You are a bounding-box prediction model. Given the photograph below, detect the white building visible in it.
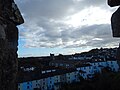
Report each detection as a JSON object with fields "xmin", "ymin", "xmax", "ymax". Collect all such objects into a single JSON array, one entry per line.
[
  {"xmin": 18, "ymin": 68, "xmax": 78, "ymax": 90},
  {"xmin": 18, "ymin": 82, "xmax": 33, "ymax": 90},
  {"xmin": 18, "ymin": 59, "xmax": 119, "ymax": 90}
]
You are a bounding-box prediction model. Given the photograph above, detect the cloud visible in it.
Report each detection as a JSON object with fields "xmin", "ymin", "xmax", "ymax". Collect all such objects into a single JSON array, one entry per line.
[
  {"xmin": 16, "ymin": 0, "xmax": 112, "ymax": 19},
  {"xmin": 80, "ymin": 0, "xmax": 106, "ymax": 6},
  {"xmin": 16, "ymin": 0, "xmax": 77, "ymax": 20},
  {"xmin": 62, "ymin": 24, "xmax": 120, "ymax": 48},
  {"xmin": 20, "ymin": 22, "xmax": 120, "ymax": 48},
  {"xmin": 15, "ymin": 0, "xmax": 120, "ymax": 50}
]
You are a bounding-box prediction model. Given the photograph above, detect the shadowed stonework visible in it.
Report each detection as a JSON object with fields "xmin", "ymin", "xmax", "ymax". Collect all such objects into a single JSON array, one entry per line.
[
  {"xmin": 108, "ymin": 0, "xmax": 120, "ymax": 60},
  {"xmin": 0, "ymin": 0, "xmax": 24, "ymax": 90},
  {"xmin": 108, "ymin": 0, "xmax": 120, "ymax": 37}
]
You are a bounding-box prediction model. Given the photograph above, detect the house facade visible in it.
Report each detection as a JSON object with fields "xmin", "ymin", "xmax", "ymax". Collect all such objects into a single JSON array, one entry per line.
[{"xmin": 18, "ymin": 59, "xmax": 119, "ymax": 90}]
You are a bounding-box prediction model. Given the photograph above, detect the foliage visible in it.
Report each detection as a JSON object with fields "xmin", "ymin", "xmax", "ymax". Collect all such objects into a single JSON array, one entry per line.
[{"xmin": 61, "ymin": 71, "xmax": 120, "ymax": 90}]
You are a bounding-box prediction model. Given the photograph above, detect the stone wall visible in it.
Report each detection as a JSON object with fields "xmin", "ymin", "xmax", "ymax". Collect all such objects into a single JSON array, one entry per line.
[
  {"xmin": 0, "ymin": 0, "xmax": 24, "ymax": 90},
  {"xmin": 108, "ymin": 0, "xmax": 120, "ymax": 60}
]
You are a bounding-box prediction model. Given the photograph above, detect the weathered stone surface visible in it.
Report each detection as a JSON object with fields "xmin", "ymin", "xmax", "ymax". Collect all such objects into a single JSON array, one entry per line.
[
  {"xmin": 111, "ymin": 7, "xmax": 120, "ymax": 37},
  {"xmin": 0, "ymin": 0, "xmax": 24, "ymax": 90},
  {"xmin": 108, "ymin": 0, "xmax": 120, "ymax": 37},
  {"xmin": 108, "ymin": 0, "xmax": 120, "ymax": 61},
  {"xmin": 117, "ymin": 44, "xmax": 120, "ymax": 60},
  {"xmin": 108, "ymin": 0, "xmax": 120, "ymax": 7}
]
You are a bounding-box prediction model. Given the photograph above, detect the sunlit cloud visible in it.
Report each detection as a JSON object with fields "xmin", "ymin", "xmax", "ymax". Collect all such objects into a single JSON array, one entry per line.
[
  {"xmin": 65, "ymin": 7, "xmax": 112, "ymax": 27},
  {"xmin": 15, "ymin": 0, "xmax": 120, "ymax": 56}
]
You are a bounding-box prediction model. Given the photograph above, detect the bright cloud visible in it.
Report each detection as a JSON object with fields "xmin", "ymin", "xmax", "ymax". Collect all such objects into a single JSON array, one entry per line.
[
  {"xmin": 65, "ymin": 7, "xmax": 112, "ymax": 27},
  {"xmin": 15, "ymin": 0, "xmax": 120, "ymax": 56}
]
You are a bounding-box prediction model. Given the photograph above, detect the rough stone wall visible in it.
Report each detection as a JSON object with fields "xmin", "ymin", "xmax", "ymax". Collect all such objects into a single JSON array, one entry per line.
[
  {"xmin": 108, "ymin": 0, "xmax": 120, "ymax": 37},
  {"xmin": 108, "ymin": 0, "xmax": 120, "ymax": 60},
  {"xmin": 0, "ymin": 0, "xmax": 24, "ymax": 90},
  {"xmin": 117, "ymin": 44, "xmax": 120, "ymax": 60}
]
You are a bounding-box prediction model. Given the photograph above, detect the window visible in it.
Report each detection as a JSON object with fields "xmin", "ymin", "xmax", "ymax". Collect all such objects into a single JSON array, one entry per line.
[
  {"xmin": 60, "ymin": 63, "xmax": 63, "ymax": 66},
  {"xmin": 27, "ymin": 86, "xmax": 29, "ymax": 89},
  {"xmin": 113, "ymin": 68, "xmax": 115, "ymax": 71},
  {"xmin": 42, "ymin": 71, "xmax": 45, "ymax": 74},
  {"xmin": 38, "ymin": 84, "xmax": 40, "ymax": 86},
  {"xmin": 42, "ymin": 86, "xmax": 44, "ymax": 89},
  {"xmin": 43, "ymin": 82, "xmax": 45, "ymax": 85},
  {"xmin": 68, "ymin": 81, "xmax": 70, "ymax": 83},
  {"xmin": 66, "ymin": 64, "xmax": 69, "ymax": 67},
  {"xmin": 52, "ymin": 63, "xmax": 54, "ymax": 66}
]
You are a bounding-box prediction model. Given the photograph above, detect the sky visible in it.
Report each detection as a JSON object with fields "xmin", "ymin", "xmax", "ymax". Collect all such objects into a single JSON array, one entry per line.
[{"xmin": 15, "ymin": 0, "xmax": 120, "ymax": 57}]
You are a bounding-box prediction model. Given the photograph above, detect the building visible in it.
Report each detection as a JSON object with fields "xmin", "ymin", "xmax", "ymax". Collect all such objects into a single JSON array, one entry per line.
[{"xmin": 18, "ymin": 67, "xmax": 78, "ymax": 90}]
